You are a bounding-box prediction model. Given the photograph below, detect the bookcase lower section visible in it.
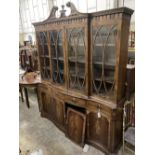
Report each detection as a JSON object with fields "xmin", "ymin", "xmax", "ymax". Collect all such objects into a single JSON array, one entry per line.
[{"xmin": 37, "ymin": 83, "xmax": 123, "ymax": 155}]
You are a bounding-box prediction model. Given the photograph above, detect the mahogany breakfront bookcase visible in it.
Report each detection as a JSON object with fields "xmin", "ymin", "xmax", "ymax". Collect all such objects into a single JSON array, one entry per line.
[{"xmin": 33, "ymin": 2, "xmax": 133, "ymax": 154}]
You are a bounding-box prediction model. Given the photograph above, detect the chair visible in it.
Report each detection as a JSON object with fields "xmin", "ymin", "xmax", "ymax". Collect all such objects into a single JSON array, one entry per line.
[{"xmin": 122, "ymin": 95, "xmax": 135, "ymax": 155}]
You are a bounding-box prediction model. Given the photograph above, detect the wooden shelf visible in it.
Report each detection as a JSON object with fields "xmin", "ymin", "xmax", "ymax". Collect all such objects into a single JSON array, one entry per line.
[
  {"xmin": 58, "ymin": 57, "xmax": 64, "ymax": 61},
  {"xmin": 69, "ymin": 57, "xmax": 85, "ymax": 63},
  {"xmin": 93, "ymin": 61, "xmax": 115, "ymax": 69},
  {"xmin": 40, "ymin": 55, "xmax": 49, "ymax": 58},
  {"xmin": 69, "ymin": 43, "xmax": 84, "ymax": 46},
  {"xmin": 105, "ymin": 63, "xmax": 115, "ymax": 69},
  {"xmin": 51, "ymin": 43, "xmax": 56, "ymax": 46},
  {"xmin": 94, "ymin": 43, "xmax": 115, "ymax": 46},
  {"xmin": 69, "ymin": 73, "xmax": 85, "ymax": 79},
  {"xmin": 93, "ymin": 61, "xmax": 102, "ymax": 65},
  {"xmin": 52, "ymin": 57, "xmax": 57, "ymax": 60},
  {"xmin": 42, "ymin": 66, "xmax": 50, "ymax": 70},
  {"xmin": 94, "ymin": 76, "xmax": 114, "ymax": 84},
  {"xmin": 52, "ymin": 57, "xmax": 64, "ymax": 61},
  {"xmin": 39, "ymin": 43, "xmax": 48, "ymax": 46},
  {"xmin": 54, "ymin": 70, "xmax": 64, "ymax": 74}
]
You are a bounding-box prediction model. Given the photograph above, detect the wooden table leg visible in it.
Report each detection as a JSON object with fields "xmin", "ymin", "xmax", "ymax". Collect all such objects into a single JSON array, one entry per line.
[
  {"xmin": 24, "ymin": 87, "xmax": 30, "ymax": 108},
  {"xmin": 19, "ymin": 86, "xmax": 24, "ymax": 102}
]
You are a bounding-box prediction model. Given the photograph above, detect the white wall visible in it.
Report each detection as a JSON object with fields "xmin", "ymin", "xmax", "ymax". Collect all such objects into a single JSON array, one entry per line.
[
  {"xmin": 19, "ymin": 0, "xmax": 135, "ymax": 45},
  {"xmin": 19, "ymin": 0, "xmax": 54, "ymax": 45}
]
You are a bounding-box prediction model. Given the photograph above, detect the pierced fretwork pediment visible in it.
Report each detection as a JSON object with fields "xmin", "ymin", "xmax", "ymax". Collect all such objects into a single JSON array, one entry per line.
[
  {"xmin": 46, "ymin": 6, "xmax": 58, "ymax": 20},
  {"xmin": 66, "ymin": 2, "xmax": 80, "ymax": 16}
]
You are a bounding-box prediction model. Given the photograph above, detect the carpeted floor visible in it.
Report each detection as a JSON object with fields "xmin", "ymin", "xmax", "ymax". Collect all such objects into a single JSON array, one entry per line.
[{"xmin": 19, "ymin": 89, "xmax": 134, "ymax": 155}]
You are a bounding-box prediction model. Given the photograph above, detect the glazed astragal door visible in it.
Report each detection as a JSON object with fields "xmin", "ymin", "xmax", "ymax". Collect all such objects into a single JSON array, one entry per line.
[
  {"xmin": 37, "ymin": 32, "xmax": 51, "ymax": 80},
  {"xmin": 67, "ymin": 28, "xmax": 86, "ymax": 92},
  {"xmin": 50, "ymin": 30, "xmax": 64, "ymax": 84},
  {"xmin": 92, "ymin": 25, "xmax": 117, "ymax": 98}
]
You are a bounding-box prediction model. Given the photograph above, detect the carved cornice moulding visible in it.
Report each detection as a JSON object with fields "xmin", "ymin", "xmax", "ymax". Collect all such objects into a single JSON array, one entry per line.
[{"xmin": 33, "ymin": 2, "xmax": 133, "ymax": 27}]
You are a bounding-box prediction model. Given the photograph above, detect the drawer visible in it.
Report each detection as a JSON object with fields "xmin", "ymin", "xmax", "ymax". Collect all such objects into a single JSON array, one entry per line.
[
  {"xmin": 65, "ymin": 95, "xmax": 86, "ymax": 108},
  {"xmin": 54, "ymin": 91, "xmax": 64, "ymax": 99},
  {"xmin": 86, "ymin": 101, "xmax": 111, "ymax": 116}
]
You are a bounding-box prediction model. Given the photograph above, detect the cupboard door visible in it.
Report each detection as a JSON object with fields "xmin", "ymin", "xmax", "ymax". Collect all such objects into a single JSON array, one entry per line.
[
  {"xmin": 49, "ymin": 30, "xmax": 65, "ymax": 84},
  {"xmin": 87, "ymin": 112, "xmax": 109, "ymax": 148},
  {"xmin": 55, "ymin": 99, "xmax": 65, "ymax": 128},
  {"xmin": 37, "ymin": 31, "xmax": 51, "ymax": 81},
  {"xmin": 66, "ymin": 108, "xmax": 86, "ymax": 146},
  {"xmin": 41, "ymin": 92, "xmax": 50, "ymax": 114},
  {"xmin": 67, "ymin": 28, "xmax": 86, "ymax": 92},
  {"xmin": 92, "ymin": 25, "xmax": 117, "ymax": 98},
  {"xmin": 49, "ymin": 97, "xmax": 57, "ymax": 120}
]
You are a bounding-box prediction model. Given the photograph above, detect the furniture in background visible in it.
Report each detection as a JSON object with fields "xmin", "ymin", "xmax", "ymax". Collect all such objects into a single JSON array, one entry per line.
[
  {"xmin": 122, "ymin": 96, "xmax": 135, "ymax": 155},
  {"xmin": 125, "ymin": 64, "xmax": 135, "ymax": 100},
  {"xmin": 128, "ymin": 31, "xmax": 135, "ymax": 49},
  {"xmin": 128, "ymin": 51, "xmax": 135, "ymax": 64},
  {"xmin": 19, "ymin": 71, "xmax": 41, "ymax": 108},
  {"xmin": 33, "ymin": 2, "xmax": 133, "ymax": 154},
  {"xmin": 19, "ymin": 46, "xmax": 39, "ymax": 71}
]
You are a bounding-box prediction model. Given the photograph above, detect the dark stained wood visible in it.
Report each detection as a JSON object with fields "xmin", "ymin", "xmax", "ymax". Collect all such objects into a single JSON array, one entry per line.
[
  {"xmin": 125, "ymin": 65, "xmax": 135, "ymax": 100},
  {"xmin": 19, "ymin": 71, "xmax": 41, "ymax": 108},
  {"xmin": 24, "ymin": 87, "xmax": 29, "ymax": 108},
  {"xmin": 87, "ymin": 112, "xmax": 109, "ymax": 148},
  {"xmin": 37, "ymin": 85, "xmax": 65, "ymax": 131},
  {"xmin": 19, "ymin": 46, "xmax": 39, "ymax": 71},
  {"xmin": 33, "ymin": 3, "xmax": 133, "ymax": 154},
  {"xmin": 66, "ymin": 108, "xmax": 86, "ymax": 146},
  {"xmin": 19, "ymin": 86, "xmax": 24, "ymax": 102},
  {"xmin": 54, "ymin": 98, "xmax": 65, "ymax": 129}
]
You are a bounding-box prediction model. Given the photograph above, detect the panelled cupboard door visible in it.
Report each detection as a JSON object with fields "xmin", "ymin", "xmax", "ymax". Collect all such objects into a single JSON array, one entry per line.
[
  {"xmin": 55, "ymin": 98, "xmax": 65, "ymax": 128},
  {"xmin": 87, "ymin": 112, "xmax": 109, "ymax": 148},
  {"xmin": 40, "ymin": 92, "xmax": 65, "ymax": 130},
  {"xmin": 48, "ymin": 97, "xmax": 65, "ymax": 130},
  {"xmin": 40, "ymin": 91, "xmax": 50, "ymax": 114},
  {"xmin": 66, "ymin": 108, "xmax": 86, "ymax": 146}
]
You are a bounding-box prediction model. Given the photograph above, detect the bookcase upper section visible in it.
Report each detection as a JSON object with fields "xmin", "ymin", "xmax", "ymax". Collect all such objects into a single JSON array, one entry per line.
[{"xmin": 33, "ymin": 2, "xmax": 133, "ymax": 104}]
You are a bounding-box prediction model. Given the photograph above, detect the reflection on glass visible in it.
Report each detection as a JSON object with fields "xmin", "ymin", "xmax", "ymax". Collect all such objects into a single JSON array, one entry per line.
[
  {"xmin": 38, "ymin": 32, "xmax": 51, "ymax": 80},
  {"xmin": 92, "ymin": 25, "xmax": 117, "ymax": 97},
  {"xmin": 68, "ymin": 28, "xmax": 86, "ymax": 91},
  {"xmin": 50, "ymin": 30, "xmax": 64, "ymax": 84}
]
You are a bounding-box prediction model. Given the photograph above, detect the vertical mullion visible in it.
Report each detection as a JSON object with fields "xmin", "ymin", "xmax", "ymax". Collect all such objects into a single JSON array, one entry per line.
[
  {"xmin": 47, "ymin": 31, "xmax": 52, "ymax": 80},
  {"xmin": 43, "ymin": 32, "xmax": 47, "ymax": 79},
  {"xmin": 65, "ymin": 28, "xmax": 69, "ymax": 90},
  {"xmin": 37, "ymin": 32, "xmax": 42, "ymax": 78},
  {"xmin": 86, "ymin": 19, "xmax": 90, "ymax": 96}
]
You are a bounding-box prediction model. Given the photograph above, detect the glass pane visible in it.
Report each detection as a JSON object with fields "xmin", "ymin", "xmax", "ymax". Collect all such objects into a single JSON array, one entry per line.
[
  {"xmin": 50, "ymin": 30, "xmax": 57, "ymax": 57},
  {"xmin": 38, "ymin": 31, "xmax": 50, "ymax": 81},
  {"xmin": 38, "ymin": 45, "xmax": 43, "ymax": 55},
  {"xmin": 50, "ymin": 30, "xmax": 64, "ymax": 84},
  {"xmin": 40, "ymin": 57, "xmax": 44, "ymax": 66},
  {"xmin": 68, "ymin": 28, "xmax": 86, "ymax": 91},
  {"xmin": 92, "ymin": 25, "xmax": 117, "ymax": 97},
  {"xmin": 43, "ymin": 45, "xmax": 48, "ymax": 55},
  {"xmin": 45, "ymin": 58, "xmax": 50, "ymax": 66}
]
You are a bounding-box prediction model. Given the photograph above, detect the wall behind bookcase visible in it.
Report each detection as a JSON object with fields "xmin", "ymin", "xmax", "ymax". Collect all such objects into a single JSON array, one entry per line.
[{"xmin": 19, "ymin": 0, "xmax": 135, "ymax": 45}]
